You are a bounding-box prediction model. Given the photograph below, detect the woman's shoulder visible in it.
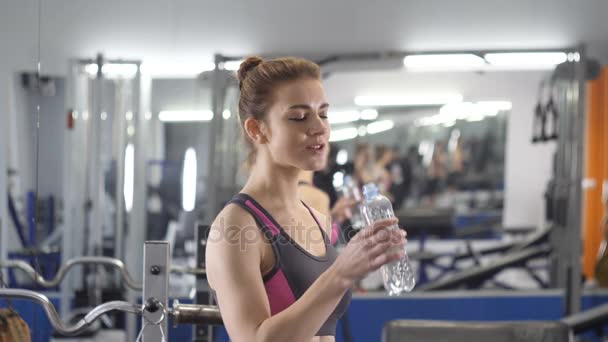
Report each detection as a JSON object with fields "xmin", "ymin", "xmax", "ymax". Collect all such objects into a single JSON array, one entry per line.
[{"xmin": 209, "ymin": 202, "xmax": 261, "ymax": 239}]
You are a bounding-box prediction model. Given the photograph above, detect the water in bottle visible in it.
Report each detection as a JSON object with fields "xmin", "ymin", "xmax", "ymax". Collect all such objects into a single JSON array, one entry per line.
[{"xmin": 360, "ymin": 183, "xmax": 415, "ymax": 295}]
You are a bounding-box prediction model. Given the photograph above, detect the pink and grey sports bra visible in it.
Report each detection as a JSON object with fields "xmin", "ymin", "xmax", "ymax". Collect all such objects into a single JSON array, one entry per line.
[{"xmin": 227, "ymin": 193, "xmax": 352, "ymax": 336}]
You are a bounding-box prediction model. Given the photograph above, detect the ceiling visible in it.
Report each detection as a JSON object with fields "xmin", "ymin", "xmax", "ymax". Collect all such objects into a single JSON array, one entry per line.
[{"xmin": 2, "ymin": 0, "xmax": 608, "ymax": 74}]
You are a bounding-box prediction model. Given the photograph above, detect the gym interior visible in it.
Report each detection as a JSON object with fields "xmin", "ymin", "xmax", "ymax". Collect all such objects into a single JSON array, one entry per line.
[{"xmin": 1, "ymin": 1, "xmax": 608, "ymax": 341}]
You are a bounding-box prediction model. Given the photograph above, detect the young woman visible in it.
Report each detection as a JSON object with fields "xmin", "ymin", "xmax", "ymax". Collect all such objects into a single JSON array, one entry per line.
[{"xmin": 206, "ymin": 56, "xmax": 406, "ymax": 342}]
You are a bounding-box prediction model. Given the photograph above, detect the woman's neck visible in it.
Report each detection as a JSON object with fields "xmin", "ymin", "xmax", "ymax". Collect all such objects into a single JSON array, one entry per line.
[
  {"xmin": 243, "ymin": 155, "xmax": 302, "ymax": 210},
  {"xmin": 298, "ymin": 170, "xmax": 314, "ymax": 184}
]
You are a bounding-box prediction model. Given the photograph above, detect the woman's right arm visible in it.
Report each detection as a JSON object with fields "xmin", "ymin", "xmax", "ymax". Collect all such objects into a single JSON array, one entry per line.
[{"xmin": 206, "ymin": 204, "xmax": 405, "ymax": 342}]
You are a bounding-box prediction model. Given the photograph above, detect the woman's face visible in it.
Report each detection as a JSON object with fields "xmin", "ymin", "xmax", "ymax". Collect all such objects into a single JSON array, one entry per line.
[{"xmin": 261, "ymin": 78, "xmax": 330, "ymax": 171}]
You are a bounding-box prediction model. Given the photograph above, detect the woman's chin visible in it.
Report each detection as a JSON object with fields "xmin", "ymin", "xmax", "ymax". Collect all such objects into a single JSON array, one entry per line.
[{"xmin": 298, "ymin": 160, "xmax": 326, "ymax": 172}]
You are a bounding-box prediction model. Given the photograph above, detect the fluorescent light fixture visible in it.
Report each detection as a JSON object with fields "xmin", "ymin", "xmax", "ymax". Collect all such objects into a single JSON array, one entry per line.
[
  {"xmin": 85, "ymin": 63, "xmax": 139, "ymax": 78},
  {"xmin": 127, "ymin": 125, "xmax": 135, "ymax": 136},
  {"xmin": 182, "ymin": 147, "xmax": 197, "ymax": 212},
  {"xmin": 72, "ymin": 111, "xmax": 79, "ymax": 120},
  {"xmin": 124, "ymin": 144, "xmax": 134, "ymax": 213},
  {"xmin": 360, "ymin": 109, "xmax": 378, "ymax": 120},
  {"xmin": 158, "ymin": 110, "xmax": 214, "ymax": 122},
  {"xmin": 329, "ymin": 127, "xmax": 358, "ymax": 142},
  {"xmin": 224, "ymin": 60, "xmax": 244, "ymax": 71},
  {"xmin": 100, "ymin": 112, "xmax": 107, "ymax": 121},
  {"xmin": 140, "ymin": 62, "xmax": 214, "ymax": 77},
  {"xmin": 85, "ymin": 64, "xmax": 98, "ymax": 75},
  {"xmin": 354, "ymin": 94, "xmax": 463, "ymax": 107},
  {"xmin": 222, "ymin": 109, "xmax": 232, "ymax": 120},
  {"xmin": 328, "ymin": 110, "xmax": 360, "ymax": 124},
  {"xmin": 126, "ymin": 111, "xmax": 134, "ymax": 121},
  {"xmin": 332, "ymin": 171, "xmax": 345, "ymax": 189},
  {"xmin": 82, "ymin": 111, "xmax": 89, "ymax": 121},
  {"xmin": 417, "ymin": 101, "xmax": 512, "ymax": 126},
  {"xmin": 358, "ymin": 125, "xmax": 367, "ymax": 136},
  {"xmin": 484, "ymin": 52, "xmax": 568, "ymax": 68},
  {"xmin": 144, "ymin": 112, "xmax": 152, "ymax": 120},
  {"xmin": 404, "ymin": 54, "xmax": 485, "ymax": 69},
  {"xmin": 336, "ymin": 150, "xmax": 349, "ymax": 165},
  {"xmin": 466, "ymin": 114, "xmax": 486, "ymax": 122},
  {"xmin": 366, "ymin": 120, "xmax": 394, "ymax": 134}
]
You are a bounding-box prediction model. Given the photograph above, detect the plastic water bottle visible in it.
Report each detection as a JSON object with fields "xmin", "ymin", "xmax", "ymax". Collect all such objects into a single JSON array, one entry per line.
[
  {"xmin": 341, "ymin": 175, "xmax": 366, "ymax": 230},
  {"xmin": 360, "ymin": 183, "xmax": 415, "ymax": 294}
]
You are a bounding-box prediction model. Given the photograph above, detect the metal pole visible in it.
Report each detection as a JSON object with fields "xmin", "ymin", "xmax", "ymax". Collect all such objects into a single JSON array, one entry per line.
[
  {"xmin": 0, "ymin": 91, "xmax": 7, "ymax": 285},
  {"xmin": 115, "ymin": 79, "xmax": 127, "ymax": 265},
  {"xmin": 565, "ymin": 44, "xmax": 587, "ymax": 315},
  {"xmin": 142, "ymin": 241, "xmax": 170, "ymax": 341},
  {"xmin": 126, "ymin": 64, "xmax": 147, "ymax": 341},
  {"xmin": 204, "ymin": 54, "xmax": 224, "ymax": 222},
  {"xmin": 194, "ymin": 224, "xmax": 213, "ymax": 341}
]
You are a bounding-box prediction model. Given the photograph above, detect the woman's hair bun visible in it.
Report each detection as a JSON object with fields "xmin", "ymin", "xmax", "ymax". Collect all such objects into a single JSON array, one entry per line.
[{"xmin": 237, "ymin": 56, "xmax": 264, "ymax": 83}]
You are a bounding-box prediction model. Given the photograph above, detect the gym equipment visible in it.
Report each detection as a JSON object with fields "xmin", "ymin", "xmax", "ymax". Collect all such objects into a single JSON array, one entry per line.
[
  {"xmin": 0, "ymin": 241, "xmax": 221, "ymax": 341},
  {"xmin": 0, "ymin": 289, "xmax": 221, "ymax": 336},
  {"xmin": 562, "ymin": 302, "xmax": 608, "ymax": 335},
  {"xmin": 416, "ymin": 245, "xmax": 551, "ymax": 291},
  {"xmin": 0, "ymin": 257, "xmax": 204, "ymax": 291},
  {"xmin": 382, "ymin": 320, "xmax": 569, "ymax": 342},
  {"xmin": 410, "ymin": 227, "xmax": 550, "ymax": 287}
]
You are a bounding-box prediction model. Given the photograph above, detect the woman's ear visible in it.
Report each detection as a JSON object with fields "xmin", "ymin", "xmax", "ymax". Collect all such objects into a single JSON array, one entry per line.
[{"xmin": 244, "ymin": 117, "xmax": 268, "ymax": 144}]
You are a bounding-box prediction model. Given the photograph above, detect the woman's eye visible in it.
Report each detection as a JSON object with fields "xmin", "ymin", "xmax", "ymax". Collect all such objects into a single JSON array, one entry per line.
[
  {"xmin": 289, "ymin": 116, "xmax": 306, "ymax": 122},
  {"xmin": 319, "ymin": 114, "xmax": 328, "ymax": 119}
]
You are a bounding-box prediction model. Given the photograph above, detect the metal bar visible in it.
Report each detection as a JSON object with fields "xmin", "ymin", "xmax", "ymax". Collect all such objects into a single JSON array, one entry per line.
[
  {"xmin": 204, "ymin": 55, "xmax": 223, "ymax": 221},
  {"xmin": 115, "ymin": 79, "xmax": 127, "ymax": 265},
  {"xmin": 142, "ymin": 241, "xmax": 170, "ymax": 341},
  {"xmin": 0, "ymin": 257, "xmax": 141, "ymax": 290},
  {"xmin": 170, "ymin": 300, "xmax": 222, "ymax": 326},
  {"xmin": 0, "ymin": 112, "xmax": 7, "ymax": 284},
  {"xmin": 0, "ymin": 288, "xmax": 142, "ymax": 336},
  {"xmin": 126, "ymin": 63, "xmax": 145, "ymax": 341},
  {"xmin": 565, "ymin": 43, "xmax": 587, "ymax": 315},
  {"xmin": 562, "ymin": 302, "xmax": 608, "ymax": 334},
  {"xmin": 219, "ymin": 47, "xmax": 579, "ymax": 63},
  {"xmin": 195, "ymin": 224, "xmax": 213, "ymax": 341},
  {"xmin": 27, "ymin": 191, "xmax": 36, "ymax": 246},
  {"xmin": 0, "ymin": 257, "xmax": 204, "ymax": 290},
  {"xmin": 417, "ymin": 246, "xmax": 551, "ymax": 291}
]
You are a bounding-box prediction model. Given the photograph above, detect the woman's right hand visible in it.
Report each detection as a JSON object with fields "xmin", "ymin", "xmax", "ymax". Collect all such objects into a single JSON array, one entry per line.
[{"xmin": 329, "ymin": 218, "xmax": 406, "ymax": 289}]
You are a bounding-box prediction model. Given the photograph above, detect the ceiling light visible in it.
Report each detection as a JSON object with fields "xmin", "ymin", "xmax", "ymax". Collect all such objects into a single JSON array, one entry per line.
[
  {"xmin": 354, "ymin": 94, "xmax": 463, "ymax": 107},
  {"xmin": 329, "ymin": 127, "xmax": 358, "ymax": 142},
  {"xmin": 328, "ymin": 110, "xmax": 360, "ymax": 124},
  {"xmin": 403, "ymin": 54, "xmax": 485, "ymax": 69},
  {"xmin": 336, "ymin": 150, "xmax": 349, "ymax": 165},
  {"xmin": 358, "ymin": 125, "xmax": 367, "ymax": 136},
  {"xmin": 360, "ymin": 109, "xmax": 378, "ymax": 120},
  {"xmin": 366, "ymin": 120, "xmax": 394, "ymax": 134},
  {"xmin": 140, "ymin": 62, "xmax": 214, "ymax": 77},
  {"xmin": 484, "ymin": 52, "xmax": 568, "ymax": 69}
]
